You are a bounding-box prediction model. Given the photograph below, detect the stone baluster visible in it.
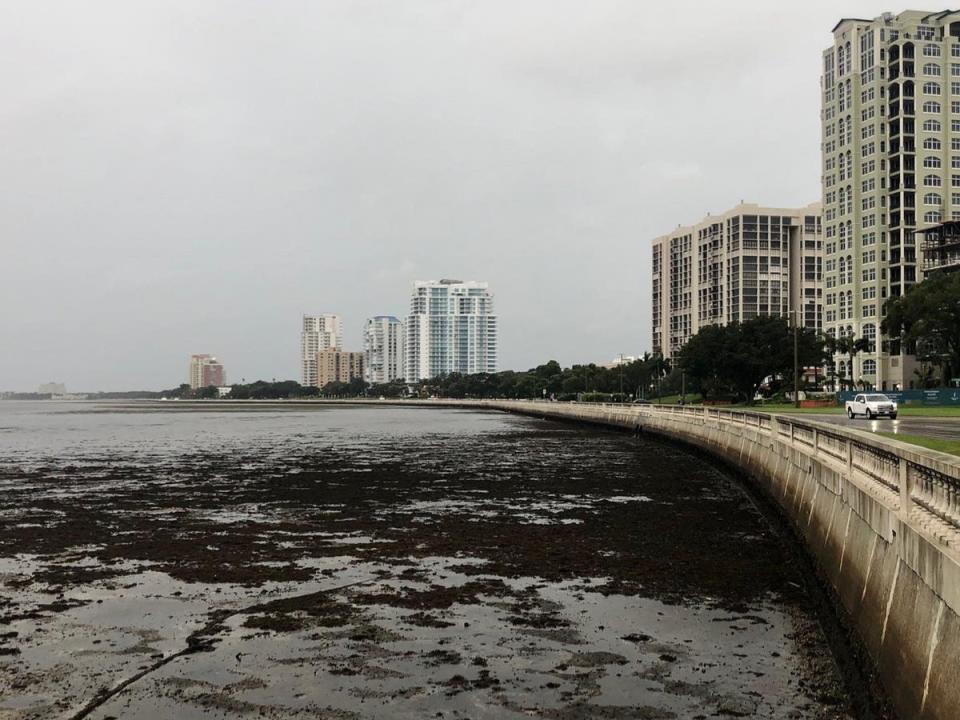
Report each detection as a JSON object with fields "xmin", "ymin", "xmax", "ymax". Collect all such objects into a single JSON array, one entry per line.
[{"xmin": 899, "ymin": 460, "xmax": 912, "ymax": 521}]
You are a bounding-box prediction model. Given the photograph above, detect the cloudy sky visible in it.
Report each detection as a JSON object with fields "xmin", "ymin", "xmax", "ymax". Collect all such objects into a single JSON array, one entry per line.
[{"xmin": 2, "ymin": 1, "xmax": 886, "ymax": 391}]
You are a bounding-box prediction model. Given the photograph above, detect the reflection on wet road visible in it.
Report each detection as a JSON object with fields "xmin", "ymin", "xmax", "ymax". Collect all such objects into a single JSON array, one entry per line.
[
  {"xmin": 0, "ymin": 402, "xmax": 870, "ymax": 719},
  {"xmin": 800, "ymin": 412, "xmax": 960, "ymax": 440}
]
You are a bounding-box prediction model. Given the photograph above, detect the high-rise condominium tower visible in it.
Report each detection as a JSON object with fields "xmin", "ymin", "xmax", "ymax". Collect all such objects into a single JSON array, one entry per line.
[
  {"xmin": 651, "ymin": 203, "xmax": 823, "ymax": 359},
  {"xmin": 363, "ymin": 316, "xmax": 404, "ymax": 385},
  {"xmin": 301, "ymin": 314, "xmax": 342, "ymax": 387},
  {"xmin": 821, "ymin": 10, "xmax": 960, "ymax": 389},
  {"xmin": 189, "ymin": 354, "xmax": 225, "ymax": 389},
  {"xmin": 404, "ymin": 280, "xmax": 497, "ymax": 382}
]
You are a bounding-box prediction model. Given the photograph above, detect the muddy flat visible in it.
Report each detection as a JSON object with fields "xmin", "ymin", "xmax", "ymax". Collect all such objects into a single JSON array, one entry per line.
[{"xmin": 0, "ymin": 402, "xmax": 867, "ymax": 718}]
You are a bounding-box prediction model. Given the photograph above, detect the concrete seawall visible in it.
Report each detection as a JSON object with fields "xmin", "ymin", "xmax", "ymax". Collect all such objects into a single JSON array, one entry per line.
[{"xmin": 430, "ymin": 400, "xmax": 960, "ymax": 720}]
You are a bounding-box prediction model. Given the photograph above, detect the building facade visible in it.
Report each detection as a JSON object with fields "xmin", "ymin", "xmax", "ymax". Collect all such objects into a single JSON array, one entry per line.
[
  {"xmin": 363, "ymin": 316, "xmax": 404, "ymax": 385},
  {"xmin": 316, "ymin": 349, "xmax": 365, "ymax": 388},
  {"xmin": 920, "ymin": 220, "xmax": 960, "ymax": 272},
  {"xmin": 404, "ymin": 279, "xmax": 498, "ymax": 382},
  {"xmin": 301, "ymin": 314, "xmax": 342, "ymax": 387},
  {"xmin": 189, "ymin": 354, "xmax": 225, "ymax": 389},
  {"xmin": 821, "ymin": 10, "xmax": 960, "ymax": 389},
  {"xmin": 651, "ymin": 203, "xmax": 823, "ymax": 359}
]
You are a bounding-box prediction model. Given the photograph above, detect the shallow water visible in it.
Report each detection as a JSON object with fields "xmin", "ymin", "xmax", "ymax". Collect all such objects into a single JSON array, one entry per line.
[{"xmin": 0, "ymin": 401, "xmax": 859, "ymax": 718}]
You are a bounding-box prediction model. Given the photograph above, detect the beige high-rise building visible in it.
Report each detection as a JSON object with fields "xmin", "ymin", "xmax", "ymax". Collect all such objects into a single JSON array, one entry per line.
[
  {"xmin": 301, "ymin": 314, "xmax": 342, "ymax": 387},
  {"xmin": 651, "ymin": 202, "xmax": 823, "ymax": 360},
  {"xmin": 316, "ymin": 350, "xmax": 365, "ymax": 389},
  {"xmin": 820, "ymin": 10, "xmax": 960, "ymax": 389},
  {"xmin": 189, "ymin": 354, "xmax": 225, "ymax": 389}
]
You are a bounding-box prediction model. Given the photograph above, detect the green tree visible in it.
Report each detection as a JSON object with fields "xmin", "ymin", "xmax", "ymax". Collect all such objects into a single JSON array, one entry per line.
[
  {"xmin": 883, "ymin": 272, "xmax": 960, "ymax": 386},
  {"xmin": 679, "ymin": 316, "xmax": 825, "ymax": 403}
]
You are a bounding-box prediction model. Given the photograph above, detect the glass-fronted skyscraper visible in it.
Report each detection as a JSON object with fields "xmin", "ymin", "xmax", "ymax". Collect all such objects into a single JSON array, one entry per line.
[{"xmin": 404, "ymin": 280, "xmax": 497, "ymax": 382}]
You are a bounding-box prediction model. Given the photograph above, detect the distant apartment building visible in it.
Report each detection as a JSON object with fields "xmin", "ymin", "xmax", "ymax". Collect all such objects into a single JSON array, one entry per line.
[
  {"xmin": 404, "ymin": 279, "xmax": 498, "ymax": 382},
  {"xmin": 363, "ymin": 316, "xmax": 404, "ymax": 385},
  {"xmin": 301, "ymin": 314, "xmax": 342, "ymax": 387},
  {"xmin": 38, "ymin": 382, "xmax": 66, "ymax": 395},
  {"xmin": 820, "ymin": 10, "xmax": 960, "ymax": 388},
  {"xmin": 316, "ymin": 349, "xmax": 365, "ymax": 388},
  {"xmin": 189, "ymin": 354, "xmax": 225, "ymax": 389},
  {"xmin": 651, "ymin": 202, "xmax": 823, "ymax": 359}
]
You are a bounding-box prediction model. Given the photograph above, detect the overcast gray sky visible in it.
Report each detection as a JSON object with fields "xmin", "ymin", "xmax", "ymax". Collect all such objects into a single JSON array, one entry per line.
[{"xmin": 1, "ymin": 1, "xmax": 887, "ymax": 391}]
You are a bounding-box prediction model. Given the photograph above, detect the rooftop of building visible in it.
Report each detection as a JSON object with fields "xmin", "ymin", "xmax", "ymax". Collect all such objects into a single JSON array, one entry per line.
[
  {"xmin": 651, "ymin": 200, "xmax": 822, "ymax": 244},
  {"xmin": 413, "ymin": 279, "xmax": 490, "ymax": 289},
  {"xmin": 832, "ymin": 10, "xmax": 960, "ymax": 34}
]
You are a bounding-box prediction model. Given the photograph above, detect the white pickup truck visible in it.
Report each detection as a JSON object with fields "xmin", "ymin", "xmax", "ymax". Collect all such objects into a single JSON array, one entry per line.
[{"xmin": 845, "ymin": 393, "xmax": 898, "ymax": 420}]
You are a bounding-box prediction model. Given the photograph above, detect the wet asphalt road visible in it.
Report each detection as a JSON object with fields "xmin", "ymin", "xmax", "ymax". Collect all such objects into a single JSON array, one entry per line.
[{"xmin": 799, "ymin": 413, "xmax": 960, "ymax": 441}]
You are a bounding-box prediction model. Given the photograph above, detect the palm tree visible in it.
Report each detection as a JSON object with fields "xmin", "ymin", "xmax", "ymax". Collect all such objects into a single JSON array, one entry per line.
[{"xmin": 831, "ymin": 332, "xmax": 871, "ymax": 390}]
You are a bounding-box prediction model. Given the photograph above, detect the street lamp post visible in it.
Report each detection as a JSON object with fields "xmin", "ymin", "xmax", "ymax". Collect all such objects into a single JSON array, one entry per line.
[
  {"xmin": 619, "ymin": 353, "xmax": 624, "ymax": 400},
  {"xmin": 791, "ymin": 310, "xmax": 800, "ymax": 409}
]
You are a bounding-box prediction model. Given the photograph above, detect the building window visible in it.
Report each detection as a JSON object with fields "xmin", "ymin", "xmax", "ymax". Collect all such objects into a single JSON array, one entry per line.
[
  {"xmin": 923, "ymin": 100, "xmax": 942, "ymax": 113},
  {"xmin": 924, "ymin": 192, "xmax": 943, "ymax": 205},
  {"xmin": 925, "ymin": 62, "xmax": 942, "ymax": 76},
  {"xmin": 923, "ymin": 119, "xmax": 942, "ymax": 132},
  {"xmin": 924, "ymin": 81, "xmax": 942, "ymax": 95},
  {"xmin": 924, "ymin": 210, "xmax": 943, "ymax": 223},
  {"xmin": 924, "ymin": 42, "xmax": 941, "ymax": 57},
  {"xmin": 924, "ymin": 137, "xmax": 943, "ymax": 150},
  {"xmin": 925, "ymin": 174, "xmax": 943, "ymax": 186},
  {"xmin": 924, "ymin": 156, "xmax": 943, "ymax": 168},
  {"xmin": 863, "ymin": 359, "xmax": 877, "ymax": 375}
]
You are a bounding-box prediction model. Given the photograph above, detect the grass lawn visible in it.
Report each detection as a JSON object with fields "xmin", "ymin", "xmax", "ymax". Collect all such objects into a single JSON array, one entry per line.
[{"xmin": 876, "ymin": 432, "xmax": 960, "ymax": 457}]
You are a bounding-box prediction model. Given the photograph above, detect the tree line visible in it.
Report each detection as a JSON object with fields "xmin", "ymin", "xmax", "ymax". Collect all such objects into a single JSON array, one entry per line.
[{"xmin": 16, "ymin": 271, "xmax": 952, "ymax": 404}]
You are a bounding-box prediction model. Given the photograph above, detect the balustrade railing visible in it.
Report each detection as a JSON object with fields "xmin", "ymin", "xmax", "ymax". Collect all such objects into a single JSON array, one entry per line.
[
  {"xmin": 910, "ymin": 462, "xmax": 960, "ymax": 530},
  {"xmin": 791, "ymin": 423, "xmax": 815, "ymax": 447},
  {"xmin": 816, "ymin": 429, "xmax": 847, "ymax": 461}
]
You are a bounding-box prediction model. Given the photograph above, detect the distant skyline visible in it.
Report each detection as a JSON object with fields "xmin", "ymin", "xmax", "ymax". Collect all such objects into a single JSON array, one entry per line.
[{"xmin": 1, "ymin": 1, "xmax": 888, "ymax": 390}]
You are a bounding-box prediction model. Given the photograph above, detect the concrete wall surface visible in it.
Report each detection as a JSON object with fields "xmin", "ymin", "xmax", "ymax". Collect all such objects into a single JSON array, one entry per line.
[{"xmin": 406, "ymin": 399, "xmax": 960, "ymax": 720}]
